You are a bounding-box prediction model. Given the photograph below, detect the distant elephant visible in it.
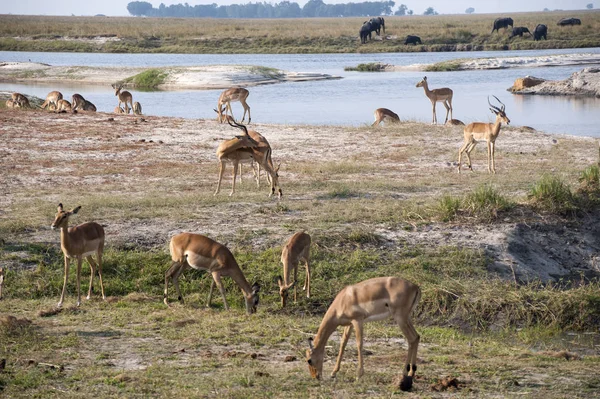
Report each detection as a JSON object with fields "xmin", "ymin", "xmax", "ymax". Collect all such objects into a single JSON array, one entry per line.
[
  {"xmin": 533, "ymin": 24, "xmax": 547, "ymax": 41},
  {"xmin": 404, "ymin": 35, "xmax": 422, "ymax": 45},
  {"xmin": 359, "ymin": 21, "xmax": 373, "ymax": 44},
  {"xmin": 557, "ymin": 17, "xmax": 581, "ymax": 26},
  {"xmin": 509, "ymin": 27, "xmax": 531, "ymax": 39},
  {"xmin": 491, "ymin": 17, "xmax": 514, "ymax": 33}
]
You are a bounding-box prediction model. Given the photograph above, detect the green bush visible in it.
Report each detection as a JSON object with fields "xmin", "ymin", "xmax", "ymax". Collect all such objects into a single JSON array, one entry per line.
[{"xmin": 528, "ymin": 174, "xmax": 577, "ymax": 215}]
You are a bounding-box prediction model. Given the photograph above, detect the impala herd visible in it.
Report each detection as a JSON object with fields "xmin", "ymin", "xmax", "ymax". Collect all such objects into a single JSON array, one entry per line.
[{"xmin": 3, "ymin": 77, "xmax": 513, "ymax": 391}]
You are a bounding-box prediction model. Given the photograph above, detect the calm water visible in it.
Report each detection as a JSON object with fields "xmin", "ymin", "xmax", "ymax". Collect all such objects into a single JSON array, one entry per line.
[{"xmin": 2, "ymin": 49, "xmax": 600, "ymax": 136}]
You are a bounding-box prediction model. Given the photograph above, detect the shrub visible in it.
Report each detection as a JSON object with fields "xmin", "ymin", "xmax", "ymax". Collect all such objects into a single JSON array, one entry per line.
[
  {"xmin": 528, "ymin": 174, "xmax": 577, "ymax": 215},
  {"xmin": 463, "ymin": 184, "xmax": 512, "ymax": 221}
]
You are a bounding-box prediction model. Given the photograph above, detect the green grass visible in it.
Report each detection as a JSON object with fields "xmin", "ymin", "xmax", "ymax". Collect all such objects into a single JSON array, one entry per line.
[
  {"xmin": 344, "ymin": 62, "xmax": 387, "ymax": 72},
  {"xmin": 122, "ymin": 68, "xmax": 167, "ymax": 89},
  {"xmin": 528, "ymin": 174, "xmax": 578, "ymax": 215}
]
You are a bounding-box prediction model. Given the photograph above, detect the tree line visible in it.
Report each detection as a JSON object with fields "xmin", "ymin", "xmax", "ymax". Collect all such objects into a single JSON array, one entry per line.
[{"xmin": 126, "ymin": 0, "xmax": 413, "ymax": 18}]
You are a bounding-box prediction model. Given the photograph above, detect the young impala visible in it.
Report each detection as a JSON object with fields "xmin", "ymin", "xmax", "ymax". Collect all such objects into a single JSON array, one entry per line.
[
  {"xmin": 51, "ymin": 204, "xmax": 106, "ymax": 308},
  {"xmin": 113, "ymin": 84, "xmax": 133, "ymax": 114},
  {"xmin": 278, "ymin": 232, "xmax": 311, "ymax": 307},
  {"xmin": 416, "ymin": 76, "xmax": 453, "ymax": 124},
  {"xmin": 306, "ymin": 276, "xmax": 421, "ymax": 391}
]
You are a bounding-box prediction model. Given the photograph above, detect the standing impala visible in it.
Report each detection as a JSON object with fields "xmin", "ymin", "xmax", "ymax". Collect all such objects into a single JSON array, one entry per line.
[
  {"xmin": 214, "ymin": 118, "xmax": 282, "ymax": 198},
  {"xmin": 278, "ymin": 232, "xmax": 311, "ymax": 307},
  {"xmin": 112, "ymin": 84, "xmax": 133, "ymax": 114},
  {"xmin": 215, "ymin": 88, "xmax": 251, "ymax": 124},
  {"xmin": 306, "ymin": 276, "xmax": 421, "ymax": 391},
  {"xmin": 51, "ymin": 204, "xmax": 106, "ymax": 308},
  {"xmin": 164, "ymin": 232, "xmax": 260, "ymax": 314},
  {"xmin": 458, "ymin": 96, "xmax": 510, "ymax": 174},
  {"xmin": 416, "ymin": 76, "xmax": 453, "ymax": 124}
]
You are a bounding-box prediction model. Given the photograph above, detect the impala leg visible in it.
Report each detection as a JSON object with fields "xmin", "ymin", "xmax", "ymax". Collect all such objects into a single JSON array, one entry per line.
[
  {"xmin": 96, "ymin": 248, "xmax": 105, "ymax": 300},
  {"xmin": 207, "ymin": 278, "xmax": 215, "ymax": 307},
  {"xmin": 58, "ymin": 255, "xmax": 70, "ymax": 308},
  {"xmin": 211, "ymin": 272, "xmax": 229, "ymax": 310},
  {"xmin": 75, "ymin": 257, "xmax": 82, "ymax": 307},
  {"xmin": 396, "ymin": 316, "xmax": 420, "ymax": 392},
  {"xmin": 164, "ymin": 261, "xmax": 186, "ymax": 305},
  {"xmin": 443, "ymin": 100, "xmax": 451, "ymax": 124},
  {"xmin": 457, "ymin": 140, "xmax": 470, "ymax": 173},
  {"xmin": 293, "ymin": 262, "xmax": 299, "ymax": 303},
  {"xmin": 214, "ymin": 160, "xmax": 226, "ymax": 195},
  {"xmin": 304, "ymin": 258, "xmax": 311, "ymax": 298},
  {"xmin": 353, "ymin": 320, "xmax": 365, "ymax": 379},
  {"xmin": 238, "ymin": 163, "xmax": 243, "ymax": 184},
  {"xmin": 85, "ymin": 255, "xmax": 96, "ymax": 300},
  {"xmin": 331, "ymin": 324, "xmax": 353, "ymax": 378},
  {"xmin": 230, "ymin": 160, "xmax": 239, "ymax": 196},
  {"xmin": 226, "ymin": 102, "xmax": 235, "ymax": 121},
  {"xmin": 466, "ymin": 142, "xmax": 477, "ymax": 171},
  {"xmin": 431, "ymin": 101, "xmax": 437, "ymax": 124},
  {"xmin": 490, "ymin": 141, "xmax": 496, "ymax": 174}
]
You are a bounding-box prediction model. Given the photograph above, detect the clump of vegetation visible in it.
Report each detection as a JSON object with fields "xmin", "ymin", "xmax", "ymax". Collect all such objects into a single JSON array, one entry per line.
[
  {"xmin": 528, "ymin": 174, "xmax": 578, "ymax": 215},
  {"xmin": 123, "ymin": 68, "xmax": 167, "ymax": 89},
  {"xmin": 344, "ymin": 62, "xmax": 387, "ymax": 72},
  {"xmin": 435, "ymin": 185, "xmax": 512, "ymax": 222},
  {"xmin": 424, "ymin": 59, "xmax": 464, "ymax": 72}
]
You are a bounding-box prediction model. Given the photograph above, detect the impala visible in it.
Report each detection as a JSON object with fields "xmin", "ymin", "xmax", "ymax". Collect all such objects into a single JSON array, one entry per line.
[
  {"xmin": 0, "ymin": 267, "xmax": 4, "ymax": 299},
  {"xmin": 278, "ymin": 232, "xmax": 311, "ymax": 307},
  {"xmin": 40, "ymin": 91, "xmax": 63, "ymax": 110},
  {"xmin": 71, "ymin": 93, "xmax": 86, "ymax": 111},
  {"xmin": 133, "ymin": 101, "xmax": 142, "ymax": 115},
  {"xmin": 458, "ymin": 96, "xmax": 510, "ymax": 174},
  {"xmin": 215, "ymin": 88, "xmax": 251, "ymax": 124},
  {"xmin": 51, "ymin": 204, "xmax": 106, "ymax": 308},
  {"xmin": 83, "ymin": 100, "xmax": 97, "ymax": 112},
  {"xmin": 214, "ymin": 118, "xmax": 282, "ymax": 198},
  {"xmin": 5, "ymin": 99, "xmax": 19, "ymax": 108},
  {"xmin": 113, "ymin": 84, "xmax": 133, "ymax": 114},
  {"xmin": 306, "ymin": 276, "xmax": 421, "ymax": 391},
  {"xmin": 446, "ymin": 119, "xmax": 465, "ymax": 126},
  {"xmin": 416, "ymin": 76, "xmax": 453, "ymax": 124},
  {"xmin": 55, "ymin": 99, "xmax": 72, "ymax": 113},
  {"xmin": 11, "ymin": 92, "xmax": 30, "ymax": 108},
  {"xmin": 164, "ymin": 232, "xmax": 260, "ymax": 314},
  {"xmin": 372, "ymin": 108, "xmax": 400, "ymax": 127},
  {"xmin": 114, "ymin": 105, "xmax": 125, "ymax": 114}
]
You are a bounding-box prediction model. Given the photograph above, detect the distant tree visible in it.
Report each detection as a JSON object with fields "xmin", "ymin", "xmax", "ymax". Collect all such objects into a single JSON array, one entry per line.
[
  {"xmin": 587, "ymin": 3, "xmax": 593, "ymax": 9},
  {"xmin": 127, "ymin": 1, "xmax": 153, "ymax": 16},
  {"xmin": 423, "ymin": 7, "xmax": 438, "ymax": 15},
  {"xmin": 395, "ymin": 4, "xmax": 407, "ymax": 15},
  {"xmin": 543, "ymin": 7, "xmax": 550, "ymax": 11},
  {"xmin": 407, "ymin": 9, "xmax": 413, "ymax": 15},
  {"xmin": 465, "ymin": 7, "xmax": 474, "ymax": 14}
]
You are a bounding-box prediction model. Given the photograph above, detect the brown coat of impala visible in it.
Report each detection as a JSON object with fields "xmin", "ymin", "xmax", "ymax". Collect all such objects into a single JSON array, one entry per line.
[
  {"xmin": 278, "ymin": 232, "xmax": 311, "ymax": 307},
  {"xmin": 416, "ymin": 76, "xmax": 453, "ymax": 124},
  {"xmin": 164, "ymin": 232, "xmax": 260, "ymax": 314},
  {"xmin": 51, "ymin": 204, "xmax": 106, "ymax": 308},
  {"xmin": 11, "ymin": 92, "xmax": 30, "ymax": 108},
  {"xmin": 306, "ymin": 276, "xmax": 421, "ymax": 391},
  {"xmin": 40, "ymin": 91, "xmax": 63, "ymax": 110},
  {"xmin": 458, "ymin": 96, "xmax": 510, "ymax": 174},
  {"xmin": 113, "ymin": 84, "xmax": 133, "ymax": 114},
  {"xmin": 372, "ymin": 108, "xmax": 400, "ymax": 127}
]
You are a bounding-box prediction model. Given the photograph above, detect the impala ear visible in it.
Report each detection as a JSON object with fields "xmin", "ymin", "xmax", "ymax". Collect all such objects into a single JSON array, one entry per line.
[
  {"xmin": 252, "ymin": 282, "xmax": 260, "ymax": 293},
  {"xmin": 277, "ymin": 276, "xmax": 284, "ymax": 287},
  {"xmin": 72, "ymin": 206, "xmax": 82, "ymax": 214},
  {"xmin": 57, "ymin": 203, "xmax": 64, "ymax": 212},
  {"xmin": 308, "ymin": 337, "xmax": 314, "ymax": 351}
]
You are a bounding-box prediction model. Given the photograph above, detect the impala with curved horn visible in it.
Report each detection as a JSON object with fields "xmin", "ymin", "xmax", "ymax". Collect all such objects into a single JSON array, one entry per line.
[{"xmin": 458, "ymin": 96, "xmax": 510, "ymax": 174}]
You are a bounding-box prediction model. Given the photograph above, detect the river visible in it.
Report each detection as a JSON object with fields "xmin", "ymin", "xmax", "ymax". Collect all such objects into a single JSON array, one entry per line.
[{"xmin": 2, "ymin": 49, "xmax": 600, "ymax": 137}]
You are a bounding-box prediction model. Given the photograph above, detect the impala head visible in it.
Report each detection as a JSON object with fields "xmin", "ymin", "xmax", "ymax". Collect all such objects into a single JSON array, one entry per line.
[
  {"xmin": 488, "ymin": 95, "xmax": 510, "ymax": 125},
  {"xmin": 277, "ymin": 276, "xmax": 295, "ymax": 307},
  {"xmin": 306, "ymin": 337, "xmax": 324, "ymax": 379},
  {"xmin": 271, "ymin": 162, "xmax": 282, "ymax": 198},
  {"xmin": 245, "ymin": 282, "xmax": 261, "ymax": 314},
  {"xmin": 416, "ymin": 76, "xmax": 427, "ymax": 88},
  {"xmin": 112, "ymin": 83, "xmax": 124, "ymax": 96},
  {"xmin": 51, "ymin": 203, "xmax": 81, "ymax": 230},
  {"xmin": 214, "ymin": 106, "xmax": 228, "ymax": 123}
]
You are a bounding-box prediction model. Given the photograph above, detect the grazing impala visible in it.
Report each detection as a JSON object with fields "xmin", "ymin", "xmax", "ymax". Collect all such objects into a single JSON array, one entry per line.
[
  {"xmin": 71, "ymin": 93, "xmax": 86, "ymax": 111},
  {"xmin": 83, "ymin": 100, "xmax": 97, "ymax": 112},
  {"xmin": 11, "ymin": 92, "xmax": 30, "ymax": 108},
  {"xmin": 306, "ymin": 276, "xmax": 421, "ymax": 391},
  {"xmin": 214, "ymin": 118, "xmax": 282, "ymax": 198},
  {"xmin": 51, "ymin": 204, "xmax": 106, "ymax": 308},
  {"xmin": 278, "ymin": 232, "xmax": 311, "ymax": 307},
  {"xmin": 215, "ymin": 87, "xmax": 251, "ymax": 124},
  {"xmin": 164, "ymin": 232, "xmax": 260, "ymax": 314},
  {"xmin": 114, "ymin": 105, "xmax": 125, "ymax": 114},
  {"xmin": 372, "ymin": 108, "xmax": 400, "ymax": 127},
  {"xmin": 133, "ymin": 101, "xmax": 142, "ymax": 115},
  {"xmin": 40, "ymin": 91, "xmax": 63, "ymax": 110},
  {"xmin": 55, "ymin": 99, "xmax": 72, "ymax": 113},
  {"xmin": 5, "ymin": 99, "xmax": 19, "ymax": 108},
  {"xmin": 112, "ymin": 84, "xmax": 133, "ymax": 114},
  {"xmin": 458, "ymin": 96, "xmax": 510, "ymax": 174},
  {"xmin": 0, "ymin": 267, "xmax": 4, "ymax": 299},
  {"xmin": 416, "ymin": 76, "xmax": 453, "ymax": 124}
]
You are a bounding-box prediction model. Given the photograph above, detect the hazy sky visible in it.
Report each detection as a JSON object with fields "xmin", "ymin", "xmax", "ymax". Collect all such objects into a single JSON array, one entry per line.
[{"xmin": 0, "ymin": 0, "xmax": 595, "ymax": 17}]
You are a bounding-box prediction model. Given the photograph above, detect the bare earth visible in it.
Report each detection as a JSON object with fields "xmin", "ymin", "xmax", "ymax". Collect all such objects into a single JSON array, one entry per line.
[{"xmin": 1, "ymin": 107, "xmax": 599, "ymax": 284}]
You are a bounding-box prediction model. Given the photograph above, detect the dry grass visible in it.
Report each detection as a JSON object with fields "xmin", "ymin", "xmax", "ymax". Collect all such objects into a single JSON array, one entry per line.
[{"xmin": 1, "ymin": 10, "xmax": 599, "ymax": 53}]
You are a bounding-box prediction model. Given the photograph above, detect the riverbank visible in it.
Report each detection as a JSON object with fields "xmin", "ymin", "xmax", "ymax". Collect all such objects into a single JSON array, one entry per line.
[
  {"xmin": 1, "ymin": 11, "xmax": 599, "ymax": 54},
  {"xmin": 0, "ymin": 62, "xmax": 340, "ymax": 89}
]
